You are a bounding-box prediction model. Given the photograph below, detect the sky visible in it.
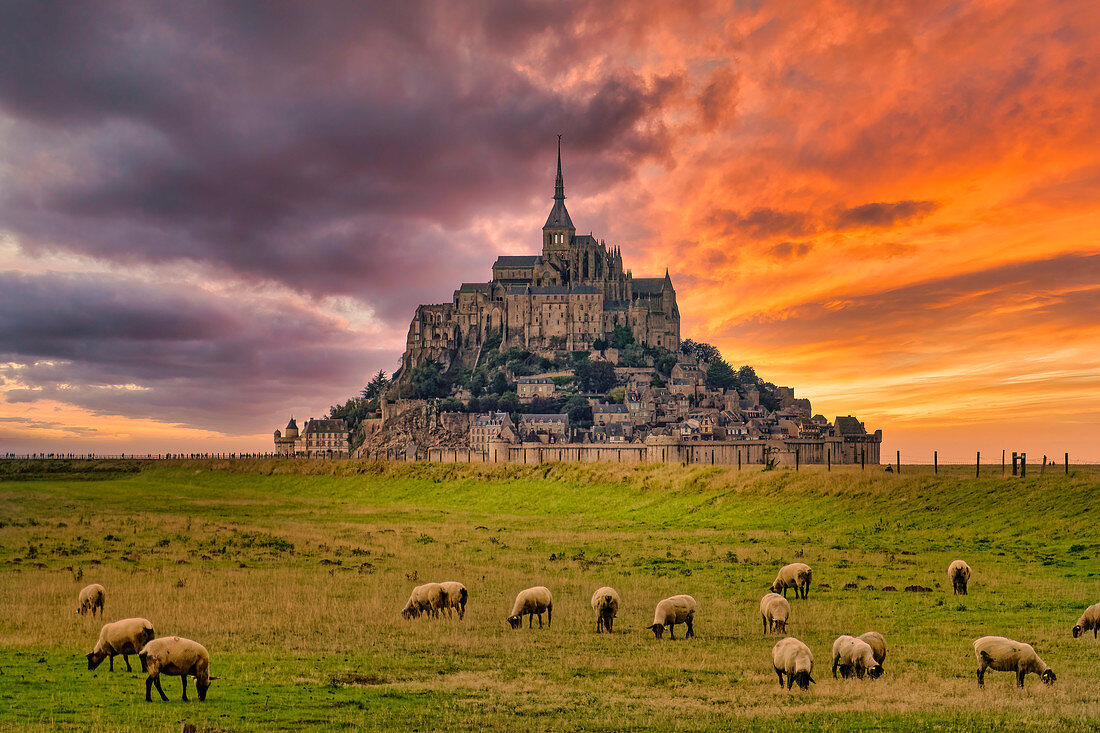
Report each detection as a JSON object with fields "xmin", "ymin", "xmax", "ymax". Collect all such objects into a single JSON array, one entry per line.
[{"xmin": 0, "ymin": 0, "xmax": 1097, "ymax": 461}]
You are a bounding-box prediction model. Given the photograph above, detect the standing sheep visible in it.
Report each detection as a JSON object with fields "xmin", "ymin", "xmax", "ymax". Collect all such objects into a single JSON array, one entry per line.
[
  {"xmin": 401, "ymin": 583, "xmax": 448, "ymax": 620},
  {"xmin": 772, "ymin": 637, "xmax": 815, "ymax": 690},
  {"xmin": 859, "ymin": 631, "xmax": 887, "ymax": 669},
  {"xmin": 769, "ymin": 563, "xmax": 812, "ymax": 599},
  {"xmin": 948, "ymin": 560, "xmax": 971, "ymax": 595},
  {"xmin": 507, "ymin": 586, "xmax": 552, "ymax": 629},
  {"xmin": 973, "ymin": 635, "xmax": 1056, "ymax": 688},
  {"xmin": 439, "ymin": 581, "xmax": 468, "ymax": 620},
  {"xmin": 87, "ymin": 617, "xmax": 155, "ymax": 672},
  {"xmin": 77, "ymin": 584, "xmax": 105, "ymax": 618},
  {"xmin": 138, "ymin": 636, "xmax": 215, "ymax": 702},
  {"xmin": 831, "ymin": 635, "xmax": 883, "ymax": 679},
  {"xmin": 647, "ymin": 595, "xmax": 696, "ymax": 640},
  {"xmin": 1072, "ymin": 602, "xmax": 1099, "ymax": 639},
  {"xmin": 591, "ymin": 586, "xmax": 620, "ymax": 633},
  {"xmin": 759, "ymin": 593, "xmax": 790, "ymax": 635}
]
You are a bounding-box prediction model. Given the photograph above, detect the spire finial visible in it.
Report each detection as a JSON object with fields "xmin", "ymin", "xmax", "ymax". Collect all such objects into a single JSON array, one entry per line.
[{"xmin": 554, "ymin": 134, "xmax": 565, "ymax": 201}]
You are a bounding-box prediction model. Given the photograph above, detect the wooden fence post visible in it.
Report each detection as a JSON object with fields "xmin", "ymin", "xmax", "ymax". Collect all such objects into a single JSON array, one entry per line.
[
  {"xmin": 861, "ymin": 448, "xmax": 866, "ymax": 470},
  {"xmin": 976, "ymin": 451, "xmax": 980, "ymax": 478},
  {"xmin": 1065, "ymin": 452, "xmax": 1069, "ymax": 475},
  {"xmin": 827, "ymin": 449, "xmax": 831, "ymax": 471},
  {"xmin": 934, "ymin": 450, "xmax": 938, "ymax": 474},
  {"xmin": 737, "ymin": 450, "xmax": 741, "ymax": 470},
  {"xmin": 1020, "ymin": 453, "xmax": 1026, "ymax": 478},
  {"xmin": 1011, "ymin": 452, "xmax": 1018, "ymax": 476},
  {"xmin": 795, "ymin": 448, "xmax": 799, "ymax": 471},
  {"xmin": 895, "ymin": 449, "xmax": 899, "ymax": 474},
  {"xmin": 1040, "ymin": 454, "xmax": 1047, "ymax": 475},
  {"xmin": 1001, "ymin": 449, "xmax": 1005, "ymax": 475}
]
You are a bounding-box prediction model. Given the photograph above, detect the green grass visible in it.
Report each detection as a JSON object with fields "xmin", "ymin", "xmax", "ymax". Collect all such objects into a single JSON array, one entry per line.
[{"xmin": 0, "ymin": 459, "xmax": 1097, "ymax": 731}]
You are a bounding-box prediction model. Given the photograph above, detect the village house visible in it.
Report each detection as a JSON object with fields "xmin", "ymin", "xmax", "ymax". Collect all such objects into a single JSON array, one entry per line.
[
  {"xmin": 516, "ymin": 376, "xmax": 555, "ymax": 400},
  {"xmin": 470, "ymin": 412, "xmax": 516, "ymax": 451},
  {"xmin": 518, "ymin": 413, "xmax": 570, "ymax": 443},
  {"xmin": 273, "ymin": 417, "xmax": 350, "ymax": 458}
]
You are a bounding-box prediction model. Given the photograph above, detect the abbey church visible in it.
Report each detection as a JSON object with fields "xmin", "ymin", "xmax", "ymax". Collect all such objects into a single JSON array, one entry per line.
[{"xmin": 400, "ymin": 142, "xmax": 680, "ymax": 374}]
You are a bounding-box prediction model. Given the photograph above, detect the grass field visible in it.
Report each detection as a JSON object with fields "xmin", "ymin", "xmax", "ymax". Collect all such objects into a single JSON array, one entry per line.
[{"xmin": 0, "ymin": 459, "xmax": 1097, "ymax": 731}]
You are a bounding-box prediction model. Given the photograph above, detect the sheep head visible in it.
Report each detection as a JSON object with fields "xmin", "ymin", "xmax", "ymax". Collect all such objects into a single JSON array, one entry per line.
[
  {"xmin": 793, "ymin": 671, "xmax": 814, "ymax": 689},
  {"xmin": 868, "ymin": 664, "xmax": 884, "ymax": 679},
  {"xmin": 647, "ymin": 623, "xmax": 664, "ymax": 639},
  {"xmin": 1072, "ymin": 625, "xmax": 1082, "ymax": 638},
  {"xmin": 1040, "ymin": 669, "xmax": 1056, "ymax": 685},
  {"xmin": 86, "ymin": 651, "xmax": 107, "ymax": 670},
  {"xmin": 506, "ymin": 615, "xmax": 522, "ymax": 629}
]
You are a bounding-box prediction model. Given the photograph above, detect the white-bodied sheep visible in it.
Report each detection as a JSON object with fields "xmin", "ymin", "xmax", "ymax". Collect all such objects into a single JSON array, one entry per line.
[
  {"xmin": 138, "ymin": 636, "xmax": 215, "ymax": 702},
  {"xmin": 77, "ymin": 583, "xmax": 105, "ymax": 617},
  {"xmin": 859, "ymin": 631, "xmax": 887, "ymax": 668},
  {"xmin": 759, "ymin": 592, "xmax": 790, "ymax": 635},
  {"xmin": 948, "ymin": 560, "xmax": 971, "ymax": 595},
  {"xmin": 401, "ymin": 582, "xmax": 448, "ymax": 620},
  {"xmin": 973, "ymin": 635, "xmax": 1056, "ymax": 687},
  {"xmin": 439, "ymin": 581, "xmax": 468, "ymax": 620},
  {"xmin": 86, "ymin": 617, "xmax": 155, "ymax": 673},
  {"xmin": 507, "ymin": 586, "xmax": 552, "ymax": 629},
  {"xmin": 831, "ymin": 635, "xmax": 882, "ymax": 679},
  {"xmin": 772, "ymin": 637, "xmax": 815, "ymax": 690},
  {"xmin": 769, "ymin": 563, "xmax": 812, "ymax": 599},
  {"xmin": 1072, "ymin": 602, "xmax": 1099, "ymax": 639},
  {"xmin": 591, "ymin": 586, "xmax": 620, "ymax": 633},
  {"xmin": 647, "ymin": 595, "xmax": 696, "ymax": 640}
]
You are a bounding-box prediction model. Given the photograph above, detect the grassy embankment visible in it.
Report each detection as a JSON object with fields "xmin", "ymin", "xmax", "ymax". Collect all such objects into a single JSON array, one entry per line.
[{"xmin": 0, "ymin": 459, "xmax": 1097, "ymax": 731}]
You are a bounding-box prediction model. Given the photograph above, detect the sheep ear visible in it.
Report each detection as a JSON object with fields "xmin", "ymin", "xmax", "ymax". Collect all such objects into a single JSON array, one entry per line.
[
  {"xmin": 808, "ymin": 675, "xmax": 816, "ymax": 684},
  {"xmin": 208, "ymin": 676, "xmax": 220, "ymax": 680}
]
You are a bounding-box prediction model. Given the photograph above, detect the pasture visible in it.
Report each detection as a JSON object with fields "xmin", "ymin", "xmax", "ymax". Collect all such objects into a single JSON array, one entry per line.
[{"xmin": 0, "ymin": 459, "xmax": 1097, "ymax": 731}]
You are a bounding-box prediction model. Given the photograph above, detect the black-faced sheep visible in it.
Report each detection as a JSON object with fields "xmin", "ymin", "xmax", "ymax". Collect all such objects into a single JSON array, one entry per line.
[
  {"xmin": 591, "ymin": 586, "xmax": 620, "ymax": 633},
  {"xmin": 759, "ymin": 592, "xmax": 790, "ymax": 635},
  {"xmin": 1072, "ymin": 602, "xmax": 1099, "ymax": 639},
  {"xmin": 831, "ymin": 635, "xmax": 882, "ymax": 679},
  {"xmin": 948, "ymin": 560, "xmax": 971, "ymax": 595},
  {"xmin": 770, "ymin": 563, "xmax": 812, "ymax": 599},
  {"xmin": 77, "ymin": 584, "xmax": 105, "ymax": 617},
  {"xmin": 772, "ymin": 637, "xmax": 815, "ymax": 690},
  {"xmin": 138, "ymin": 636, "xmax": 215, "ymax": 702},
  {"xmin": 507, "ymin": 586, "xmax": 552, "ymax": 629},
  {"xmin": 87, "ymin": 617, "xmax": 155, "ymax": 672},
  {"xmin": 439, "ymin": 581, "xmax": 468, "ymax": 620},
  {"xmin": 973, "ymin": 635, "xmax": 1056, "ymax": 688},
  {"xmin": 647, "ymin": 595, "xmax": 696, "ymax": 640}
]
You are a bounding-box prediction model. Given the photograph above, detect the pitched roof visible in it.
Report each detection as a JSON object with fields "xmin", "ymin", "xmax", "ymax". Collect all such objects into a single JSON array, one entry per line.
[
  {"xmin": 494, "ymin": 255, "xmax": 540, "ymax": 267},
  {"xmin": 519, "ymin": 413, "xmax": 569, "ymax": 423},
  {"xmin": 303, "ymin": 419, "xmax": 347, "ymax": 434},
  {"xmin": 834, "ymin": 416, "xmax": 866, "ymax": 435},
  {"xmin": 632, "ymin": 277, "xmax": 668, "ymax": 294},
  {"xmin": 594, "ymin": 403, "xmax": 629, "ymax": 413},
  {"xmin": 458, "ymin": 282, "xmax": 490, "ymax": 292}
]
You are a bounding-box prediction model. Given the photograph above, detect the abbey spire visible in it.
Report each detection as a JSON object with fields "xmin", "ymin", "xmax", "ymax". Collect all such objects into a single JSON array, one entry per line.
[{"xmin": 543, "ymin": 134, "xmax": 575, "ymax": 235}]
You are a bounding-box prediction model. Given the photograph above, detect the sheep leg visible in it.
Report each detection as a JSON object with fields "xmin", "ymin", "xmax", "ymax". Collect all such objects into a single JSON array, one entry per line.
[
  {"xmin": 606, "ymin": 615, "xmax": 611, "ymax": 633},
  {"xmin": 763, "ymin": 616, "xmax": 768, "ymax": 635},
  {"xmin": 1016, "ymin": 671, "xmax": 1025, "ymax": 688},
  {"xmin": 786, "ymin": 673, "xmax": 794, "ymax": 691},
  {"xmin": 976, "ymin": 668, "xmax": 985, "ymax": 688},
  {"xmin": 528, "ymin": 613, "xmax": 533, "ymax": 629},
  {"xmin": 124, "ymin": 654, "xmax": 132, "ymax": 672},
  {"xmin": 669, "ymin": 623, "xmax": 676, "ymax": 641},
  {"xmin": 547, "ymin": 605, "xmax": 552, "ymax": 628},
  {"xmin": 775, "ymin": 668, "xmax": 785, "ymax": 687},
  {"xmin": 686, "ymin": 618, "xmax": 695, "ymax": 638},
  {"xmin": 538, "ymin": 612, "xmax": 543, "ymax": 628},
  {"xmin": 181, "ymin": 675, "xmax": 189, "ymax": 702},
  {"xmin": 832, "ymin": 659, "xmax": 838, "ymax": 679},
  {"xmin": 109, "ymin": 655, "xmax": 114, "ymax": 672}
]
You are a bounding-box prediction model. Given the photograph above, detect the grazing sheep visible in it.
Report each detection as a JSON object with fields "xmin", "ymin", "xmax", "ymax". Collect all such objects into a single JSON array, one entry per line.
[
  {"xmin": 439, "ymin": 581, "xmax": 468, "ymax": 620},
  {"xmin": 138, "ymin": 636, "xmax": 215, "ymax": 702},
  {"xmin": 507, "ymin": 586, "xmax": 552, "ymax": 629},
  {"xmin": 973, "ymin": 635, "xmax": 1056, "ymax": 688},
  {"xmin": 770, "ymin": 563, "xmax": 812, "ymax": 599},
  {"xmin": 401, "ymin": 583, "xmax": 448, "ymax": 620},
  {"xmin": 859, "ymin": 631, "xmax": 887, "ymax": 669},
  {"xmin": 772, "ymin": 637, "xmax": 815, "ymax": 690},
  {"xmin": 832, "ymin": 635, "xmax": 883, "ymax": 679},
  {"xmin": 77, "ymin": 584, "xmax": 105, "ymax": 618},
  {"xmin": 647, "ymin": 595, "xmax": 696, "ymax": 640},
  {"xmin": 591, "ymin": 586, "xmax": 620, "ymax": 633},
  {"xmin": 87, "ymin": 617, "xmax": 155, "ymax": 672},
  {"xmin": 1072, "ymin": 602, "xmax": 1099, "ymax": 639},
  {"xmin": 948, "ymin": 560, "xmax": 971, "ymax": 595},
  {"xmin": 759, "ymin": 593, "xmax": 790, "ymax": 635}
]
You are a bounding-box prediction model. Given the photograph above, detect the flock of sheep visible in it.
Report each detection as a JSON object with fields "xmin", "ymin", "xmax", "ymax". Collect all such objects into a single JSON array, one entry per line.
[
  {"xmin": 77, "ymin": 583, "xmax": 215, "ymax": 702},
  {"xmin": 77, "ymin": 557, "xmax": 1100, "ymax": 702},
  {"xmin": 404, "ymin": 560, "xmax": 1099, "ymax": 693}
]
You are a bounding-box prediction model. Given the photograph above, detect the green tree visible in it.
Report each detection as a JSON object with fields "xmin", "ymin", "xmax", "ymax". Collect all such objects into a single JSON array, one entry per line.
[
  {"xmin": 608, "ymin": 386, "xmax": 626, "ymax": 403},
  {"xmin": 705, "ymin": 358, "xmax": 738, "ymax": 391},
  {"xmin": 468, "ymin": 371, "xmax": 487, "ymax": 397},
  {"xmin": 408, "ymin": 360, "xmax": 450, "ymax": 399},
  {"xmin": 563, "ymin": 395, "xmax": 593, "ymax": 425},
  {"xmin": 610, "ymin": 325, "xmax": 635, "ymax": 349},
  {"xmin": 737, "ymin": 365, "xmax": 758, "ymax": 385},
  {"xmin": 490, "ymin": 371, "xmax": 510, "ymax": 395},
  {"xmin": 592, "ymin": 337, "xmax": 608, "ymax": 351},
  {"xmin": 619, "ymin": 343, "xmax": 647, "ymax": 367},
  {"xmin": 498, "ymin": 392, "xmax": 520, "ymax": 413}
]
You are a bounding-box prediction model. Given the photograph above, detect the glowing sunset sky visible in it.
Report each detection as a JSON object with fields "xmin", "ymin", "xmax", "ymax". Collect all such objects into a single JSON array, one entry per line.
[{"xmin": 1, "ymin": 1, "xmax": 1097, "ymax": 460}]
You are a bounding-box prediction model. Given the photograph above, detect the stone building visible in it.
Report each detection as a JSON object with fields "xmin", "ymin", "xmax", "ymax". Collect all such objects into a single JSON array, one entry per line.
[
  {"xmin": 400, "ymin": 141, "xmax": 680, "ymax": 376},
  {"xmin": 273, "ymin": 417, "xmax": 350, "ymax": 457},
  {"xmin": 516, "ymin": 376, "xmax": 555, "ymax": 400}
]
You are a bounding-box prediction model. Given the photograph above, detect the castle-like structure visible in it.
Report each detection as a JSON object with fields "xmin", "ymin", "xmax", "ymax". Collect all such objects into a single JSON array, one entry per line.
[{"xmin": 400, "ymin": 140, "xmax": 680, "ymax": 375}]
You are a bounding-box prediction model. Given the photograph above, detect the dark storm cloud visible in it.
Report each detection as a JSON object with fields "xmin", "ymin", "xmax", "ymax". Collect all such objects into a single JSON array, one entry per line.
[
  {"xmin": 0, "ymin": 0, "xmax": 677, "ymax": 325},
  {"xmin": 0, "ymin": 272, "xmax": 390, "ymax": 432},
  {"xmin": 708, "ymin": 207, "xmax": 816, "ymax": 240},
  {"xmin": 833, "ymin": 200, "xmax": 940, "ymax": 229}
]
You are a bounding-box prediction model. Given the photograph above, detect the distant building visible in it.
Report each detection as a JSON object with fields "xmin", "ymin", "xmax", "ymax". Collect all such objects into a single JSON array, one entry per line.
[
  {"xmin": 274, "ymin": 417, "xmax": 350, "ymax": 457},
  {"xmin": 517, "ymin": 413, "xmax": 569, "ymax": 442},
  {"xmin": 516, "ymin": 376, "xmax": 555, "ymax": 400}
]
